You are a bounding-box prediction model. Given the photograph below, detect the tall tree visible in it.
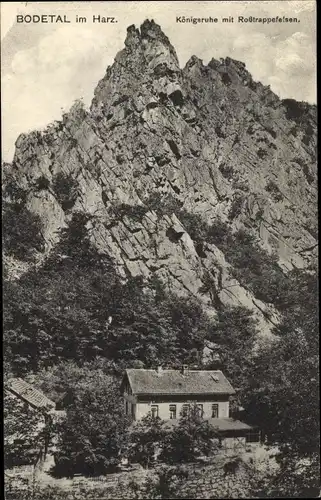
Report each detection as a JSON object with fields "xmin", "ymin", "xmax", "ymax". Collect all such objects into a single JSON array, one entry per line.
[
  {"xmin": 54, "ymin": 375, "xmax": 130, "ymax": 476},
  {"xmin": 205, "ymin": 306, "xmax": 258, "ymax": 390}
]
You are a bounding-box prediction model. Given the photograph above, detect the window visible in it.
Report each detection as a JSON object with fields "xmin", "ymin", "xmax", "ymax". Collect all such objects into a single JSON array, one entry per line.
[
  {"xmin": 197, "ymin": 404, "xmax": 204, "ymax": 417},
  {"xmin": 14, "ymin": 439, "xmax": 25, "ymax": 445},
  {"xmin": 182, "ymin": 404, "xmax": 190, "ymax": 416},
  {"xmin": 125, "ymin": 401, "xmax": 128, "ymax": 415},
  {"xmin": 151, "ymin": 405, "xmax": 159, "ymax": 418},
  {"xmin": 169, "ymin": 404, "xmax": 177, "ymax": 419},
  {"xmin": 212, "ymin": 404, "xmax": 219, "ymax": 418},
  {"xmin": 131, "ymin": 404, "xmax": 136, "ymax": 420},
  {"xmin": 246, "ymin": 431, "xmax": 261, "ymax": 443}
]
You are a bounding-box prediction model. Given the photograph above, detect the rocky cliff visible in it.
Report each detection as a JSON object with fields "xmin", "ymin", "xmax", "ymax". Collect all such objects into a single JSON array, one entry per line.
[{"xmin": 3, "ymin": 20, "xmax": 317, "ymax": 337}]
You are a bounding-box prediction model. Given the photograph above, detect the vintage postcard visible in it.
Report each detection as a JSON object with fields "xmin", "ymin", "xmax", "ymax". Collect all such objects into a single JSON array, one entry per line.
[{"xmin": 2, "ymin": 1, "xmax": 318, "ymax": 499}]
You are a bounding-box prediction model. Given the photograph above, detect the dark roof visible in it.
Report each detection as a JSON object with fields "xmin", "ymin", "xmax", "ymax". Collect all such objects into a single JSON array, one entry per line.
[
  {"xmin": 163, "ymin": 418, "xmax": 253, "ymax": 432},
  {"xmin": 125, "ymin": 369, "xmax": 236, "ymax": 395},
  {"xmin": 209, "ymin": 418, "xmax": 253, "ymax": 431},
  {"xmin": 6, "ymin": 378, "xmax": 55, "ymax": 410}
]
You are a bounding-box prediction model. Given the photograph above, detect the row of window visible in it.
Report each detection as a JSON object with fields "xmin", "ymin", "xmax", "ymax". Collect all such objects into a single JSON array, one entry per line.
[{"xmin": 150, "ymin": 403, "xmax": 219, "ymax": 419}]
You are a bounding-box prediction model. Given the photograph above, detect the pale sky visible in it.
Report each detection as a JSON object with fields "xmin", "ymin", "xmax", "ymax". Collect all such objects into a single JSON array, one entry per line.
[{"xmin": 1, "ymin": 1, "xmax": 316, "ymax": 162}]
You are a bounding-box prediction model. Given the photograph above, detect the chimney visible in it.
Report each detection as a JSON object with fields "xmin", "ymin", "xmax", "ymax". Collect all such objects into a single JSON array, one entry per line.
[
  {"xmin": 157, "ymin": 366, "xmax": 163, "ymax": 375},
  {"xmin": 181, "ymin": 364, "xmax": 188, "ymax": 375}
]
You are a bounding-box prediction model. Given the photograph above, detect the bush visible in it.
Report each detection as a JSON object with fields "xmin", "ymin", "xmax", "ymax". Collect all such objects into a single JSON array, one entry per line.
[
  {"xmin": 179, "ymin": 210, "xmax": 229, "ymax": 249},
  {"xmin": 3, "ymin": 201, "xmax": 45, "ymax": 261},
  {"xmin": 227, "ymin": 229, "xmax": 290, "ymax": 304},
  {"xmin": 4, "ymin": 391, "xmax": 47, "ymax": 469},
  {"xmin": 52, "ymin": 172, "xmax": 79, "ymax": 211},
  {"xmin": 145, "ymin": 193, "xmax": 183, "ymax": 217},
  {"xmin": 3, "ymin": 175, "xmax": 28, "ymax": 204},
  {"xmin": 128, "ymin": 406, "xmax": 220, "ymax": 468},
  {"xmin": 232, "ymin": 179, "xmax": 250, "ymax": 192},
  {"xmin": 160, "ymin": 404, "xmax": 220, "ymax": 464},
  {"xmin": 219, "ymin": 163, "xmax": 234, "ymax": 179},
  {"xmin": 228, "ymin": 193, "xmax": 245, "ymax": 220},
  {"xmin": 108, "ymin": 203, "xmax": 149, "ymax": 223},
  {"xmin": 34, "ymin": 175, "xmax": 50, "ymax": 191},
  {"xmin": 265, "ymin": 180, "xmax": 283, "ymax": 202},
  {"xmin": 257, "ymin": 148, "xmax": 268, "ymax": 159},
  {"xmin": 129, "ymin": 414, "xmax": 167, "ymax": 468},
  {"xmin": 142, "ymin": 466, "xmax": 189, "ymax": 499}
]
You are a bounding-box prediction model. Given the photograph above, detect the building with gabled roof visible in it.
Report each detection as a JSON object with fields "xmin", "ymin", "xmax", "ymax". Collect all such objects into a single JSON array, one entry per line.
[
  {"xmin": 125, "ymin": 367, "xmax": 236, "ymax": 397},
  {"xmin": 121, "ymin": 366, "xmax": 260, "ymax": 452},
  {"xmin": 5, "ymin": 378, "xmax": 56, "ymax": 411},
  {"xmin": 4, "ymin": 378, "xmax": 61, "ymax": 467}
]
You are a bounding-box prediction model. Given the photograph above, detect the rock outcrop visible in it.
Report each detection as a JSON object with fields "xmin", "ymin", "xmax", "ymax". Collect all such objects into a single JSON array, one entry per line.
[{"xmin": 3, "ymin": 20, "xmax": 317, "ymax": 337}]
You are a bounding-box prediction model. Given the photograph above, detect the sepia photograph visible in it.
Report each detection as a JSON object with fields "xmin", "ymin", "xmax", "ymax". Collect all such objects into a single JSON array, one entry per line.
[{"xmin": 1, "ymin": 1, "xmax": 318, "ymax": 498}]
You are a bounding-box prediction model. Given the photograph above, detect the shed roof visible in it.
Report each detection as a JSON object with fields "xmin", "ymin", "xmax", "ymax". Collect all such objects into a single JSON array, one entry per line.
[
  {"xmin": 125, "ymin": 369, "xmax": 236, "ymax": 395},
  {"xmin": 6, "ymin": 378, "xmax": 55, "ymax": 410},
  {"xmin": 209, "ymin": 418, "xmax": 253, "ymax": 431},
  {"xmin": 163, "ymin": 418, "xmax": 253, "ymax": 432}
]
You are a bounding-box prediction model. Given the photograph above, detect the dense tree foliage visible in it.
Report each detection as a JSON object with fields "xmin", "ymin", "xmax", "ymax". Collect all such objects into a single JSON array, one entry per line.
[
  {"xmin": 26, "ymin": 360, "xmax": 116, "ymax": 404},
  {"xmin": 128, "ymin": 406, "xmax": 220, "ymax": 469},
  {"xmin": 242, "ymin": 265, "xmax": 319, "ymax": 496},
  {"xmin": 179, "ymin": 211, "xmax": 291, "ymax": 305},
  {"xmin": 251, "ymin": 455, "xmax": 320, "ymax": 498},
  {"xmin": 160, "ymin": 405, "xmax": 220, "ymax": 464},
  {"xmin": 4, "ymin": 391, "xmax": 48, "ymax": 468},
  {"xmin": 3, "ymin": 201, "xmax": 45, "ymax": 261},
  {"xmin": 205, "ymin": 306, "xmax": 258, "ymax": 390},
  {"xmin": 4, "ymin": 212, "xmax": 212, "ymax": 375},
  {"xmin": 54, "ymin": 374, "xmax": 130, "ymax": 476},
  {"xmin": 52, "ymin": 172, "xmax": 79, "ymax": 211},
  {"xmin": 129, "ymin": 414, "xmax": 167, "ymax": 468},
  {"xmin": 4, "ymin": 271, "xmax": 210, "ymax": 375}
]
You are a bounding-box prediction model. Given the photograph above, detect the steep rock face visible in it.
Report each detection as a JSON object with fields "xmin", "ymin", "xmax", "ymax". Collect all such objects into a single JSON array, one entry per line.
[{"xmin": 4, "ymin": 20, "xmax": 317, "ymax": 336}]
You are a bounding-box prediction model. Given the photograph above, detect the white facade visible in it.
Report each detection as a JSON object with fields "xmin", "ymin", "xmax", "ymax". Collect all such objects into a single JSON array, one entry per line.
[
  {"xmin": 124, "ymin": 398, "xmax": 230, "ymax": 421},
  {"xmin": 122, "ymin": 369, "xmax": 260, "ymax": 449}
]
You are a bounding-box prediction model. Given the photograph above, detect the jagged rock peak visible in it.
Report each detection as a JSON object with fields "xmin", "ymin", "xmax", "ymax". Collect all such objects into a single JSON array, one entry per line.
[
  {"xmin": 184, "ymin": 55, "xmax": 204, "ymax": 69},
  {"xmin": 91, "ymin": 19, "xmax": 181, "ymax": 111},
  {"xmin": 124, "ymin": 24, "xmax": 141, "ymax": 47},
  {"xmin": 207, "ymin": 56, "xmax": 249, "ymax": 76},
  {"xmin": 122, "ymin": 19, "xmax": 179, "ymax": 64},
  {"xmin": 125, "ymin": 19, "xmax": 174, "ymax": 48}
]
